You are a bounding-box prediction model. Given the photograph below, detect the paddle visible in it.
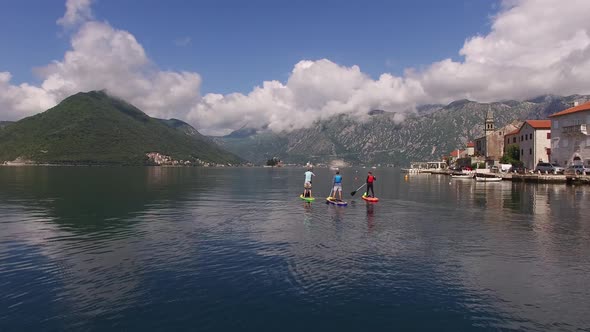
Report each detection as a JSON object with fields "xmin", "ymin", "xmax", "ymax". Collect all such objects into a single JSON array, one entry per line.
[
  {"xmin": 326, "ymin": 182, "xmax": 335, "ymax": 204},
  {"xmin": 350, "ymin": 183, "xmax": 366, "ymax": 196}
]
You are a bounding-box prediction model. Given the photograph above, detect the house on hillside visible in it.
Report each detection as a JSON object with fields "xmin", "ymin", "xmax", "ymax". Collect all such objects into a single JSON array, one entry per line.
[
  {"xmin": 548, "ymin": 101, "xmax": 590, "ymax": 167},
  {"xmin": 447, "ymin": 141, "xmax": 475, "ymax": 163},
  {"xmin": 466, "ymin": 142, "xmax": 475, "ymax": 156},
  {"xmin": 516, "ymin": 120, "xmax": 552, "ymax": 169},
  {"xmin": 449, "ymin": 149, "xmax": 466, "ymax": 162},
  {"xmin": 474, "ymin": 109, "xmax": 522, "ymax": 165}
]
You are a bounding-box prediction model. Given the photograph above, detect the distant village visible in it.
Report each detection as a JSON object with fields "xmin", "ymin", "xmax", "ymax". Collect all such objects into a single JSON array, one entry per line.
[
  {"xmin": 145, "ymin": 152, "xmax": 238, "ymax": 167},
  {"xmin": 443, "ymin": 100, "xmax": 590, "ymax": 173}
]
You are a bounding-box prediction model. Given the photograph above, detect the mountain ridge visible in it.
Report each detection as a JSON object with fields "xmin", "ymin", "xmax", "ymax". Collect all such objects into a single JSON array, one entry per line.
[{"xmin": 213, "ymin": 94, "xmax": 588, "ymax": 165}]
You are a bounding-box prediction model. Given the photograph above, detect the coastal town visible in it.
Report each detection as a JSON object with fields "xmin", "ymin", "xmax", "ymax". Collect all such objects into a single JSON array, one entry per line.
[{"xmin": 407, "ymin": 100, "xmax": 590, "ymax": 184}]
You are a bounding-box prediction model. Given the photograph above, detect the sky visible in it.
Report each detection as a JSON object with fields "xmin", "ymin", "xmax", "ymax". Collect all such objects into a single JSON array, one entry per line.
[{"xmin": 1, "ymin": 0, "xmax": 590, "ymax": 135}]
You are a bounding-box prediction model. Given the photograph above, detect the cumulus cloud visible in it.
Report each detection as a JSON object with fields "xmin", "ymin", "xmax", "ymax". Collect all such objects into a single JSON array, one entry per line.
[
  {"xmin": 3, "ymin": 0, "xmax": 590, "ymax": 135},
  {"xmin": 415, "ymin": 0, "xmax": 590, "ymax": 104},
  {"xmin": 0, "ymin": 72, "xmax": 56, "ymax": 120},
  {"xmin": 188, "ymin": 60, "xmax": 424, "ymax": 135},
  {"xmin": 57, "ymin": 0, "xmax": 94, "ymax": 27}
]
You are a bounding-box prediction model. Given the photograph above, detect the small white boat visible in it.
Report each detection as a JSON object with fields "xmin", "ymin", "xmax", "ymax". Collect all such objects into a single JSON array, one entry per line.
[
  {"xmin": 451, "ymin": 173, "xmax": 473, "ymax": 179},
  {"xmin": 474, "ymin": 174, "xmax": 502, "ymax": 182}
]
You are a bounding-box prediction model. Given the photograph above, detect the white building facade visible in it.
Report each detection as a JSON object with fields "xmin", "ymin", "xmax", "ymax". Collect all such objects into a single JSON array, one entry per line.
[
  {"xmin": 517, "ymin": 120, "xmax": 551, "ymax": 170},
  {"xmin": 549, "ymin": 102, "xmax": 590, "ymax": 167}
]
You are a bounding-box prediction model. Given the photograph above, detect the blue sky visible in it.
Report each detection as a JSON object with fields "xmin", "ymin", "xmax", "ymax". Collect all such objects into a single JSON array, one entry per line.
[{"xmin": 1, "ymin": 0, "xmax": 498, "ymax": 94}]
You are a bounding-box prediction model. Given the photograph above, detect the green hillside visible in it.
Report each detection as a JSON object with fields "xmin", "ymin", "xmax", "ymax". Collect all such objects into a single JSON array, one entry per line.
[{"xmin": 0, "ymin": 91, "xmax": 241, "ymax": 165}]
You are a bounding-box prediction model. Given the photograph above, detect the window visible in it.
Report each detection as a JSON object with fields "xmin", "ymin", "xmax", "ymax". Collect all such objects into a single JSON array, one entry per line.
[
  {"xmin": 547, "ymin": 132, "xmax": 551, "ymax": 139},
  {"xmin": 530, "ymin": 133, "xmax": 533, "ymax": 140},
  {"xmin": 521, "ymin": 149, "xmax": 524, "ymax": 156},
  {"xmin": 529, "ymin": 148, "xmax": 532, "ymax": 155},
  {"xmin": 521, "ymin": 135, "xmax": 524, "ymax": 141},
  {"xmin": 513, "ymin": 137, "xmax": 516, "ymax": 143},
  {"xmin": 525, "ymin": 135, "xmax": 528, "ymax": 141}
]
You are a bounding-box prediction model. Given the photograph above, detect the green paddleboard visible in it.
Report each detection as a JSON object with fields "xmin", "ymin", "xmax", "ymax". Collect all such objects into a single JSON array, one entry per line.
[{"xmin": 300, "ymin": 194, "xmax": 315, "ymax": 202}]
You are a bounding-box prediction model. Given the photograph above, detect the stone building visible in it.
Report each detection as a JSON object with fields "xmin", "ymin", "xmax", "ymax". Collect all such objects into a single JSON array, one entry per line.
[
  {"xmin": 516, "ymin": 120, "xmax": 552, "ymax": 170},
  {"xmin": 548, "ymin": 101, "xmax": 590, "ymax": 167},
  {"xmin": 474, "ymin": 109, "xmax": 522, "ymax": 164}
]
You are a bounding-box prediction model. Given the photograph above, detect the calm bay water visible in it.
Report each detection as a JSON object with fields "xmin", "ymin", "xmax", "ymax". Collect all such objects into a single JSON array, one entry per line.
[{"xmin": 1, "ymin": 166, "xmax": 589, "ymax": 331}]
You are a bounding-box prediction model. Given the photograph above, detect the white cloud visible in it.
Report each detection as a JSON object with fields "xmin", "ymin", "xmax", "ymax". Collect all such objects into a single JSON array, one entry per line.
[
  {"xmin": 3, "ymin": 0, "xmax": 590, "ymax": 135},
  {"xmin": 57, "ymin": 0, "xmax": 94, "ymax": 27},
  {"xmin": 188, "ymin": 60, "xmax": 424, "ymax": 135},
  {"xmin": 0, "ymin": 72, "xmax": 56, "ymax": 120},
  {"xmin": 414, "ymin": 0, "xmax": 590, "ymax": 104}
]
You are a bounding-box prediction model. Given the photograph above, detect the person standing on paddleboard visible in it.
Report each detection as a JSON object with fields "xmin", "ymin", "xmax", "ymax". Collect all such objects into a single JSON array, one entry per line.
[
  {"xmin": 332, "ymin": 170, "xmax": 343, "ymax": 201},
  {"xmin": 304, "ymin": 168, "xmax": 315, "ymax": 197},
  {"xmin": 366, "ymin": 171, "xmax": 376, "ymax": 197}
]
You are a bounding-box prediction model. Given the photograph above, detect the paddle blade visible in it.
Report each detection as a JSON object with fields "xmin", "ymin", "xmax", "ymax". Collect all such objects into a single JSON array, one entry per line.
[{"xmin": 350, "ymin": 190, "xmax": 357, "ymax": 196}]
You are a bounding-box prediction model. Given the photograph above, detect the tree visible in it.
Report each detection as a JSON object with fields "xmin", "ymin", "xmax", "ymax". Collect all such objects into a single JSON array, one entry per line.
[
  {"xmin": 500, "ymin": 144, "xmax": 520, "ymax": 165},
  {"xmin": 266, "ymin": 157, "xmax": 280, "ymax": 166}
]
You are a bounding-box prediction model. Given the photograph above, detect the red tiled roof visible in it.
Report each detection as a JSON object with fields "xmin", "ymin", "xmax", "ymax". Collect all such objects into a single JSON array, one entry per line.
[
  {"xmin": 466, "ymin": 142, "xmax": 474, "ymax": 147},
  {"xmin": 524, "ymin": 119, "xmax": 551, "ymax": 129},
  {"xmin": 450, "ymin": 150, "xmax": 464, "ymax": 157},
  {"xmin": 549, "ymin": 101, "xmax": 590, "ymax": 117}
]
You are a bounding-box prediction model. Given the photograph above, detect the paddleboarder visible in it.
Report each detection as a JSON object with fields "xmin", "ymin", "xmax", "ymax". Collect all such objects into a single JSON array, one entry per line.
[
  {"xmin": 303, "ymin": 168, "xmax": 315, "ymax": 198},
  {"xmin": 332, "ymin": 170, "xmax": 343, "ymax": 201},
  {"xmin": 366, "ymin": 171, "xmax": 376, "ymax": 197}
]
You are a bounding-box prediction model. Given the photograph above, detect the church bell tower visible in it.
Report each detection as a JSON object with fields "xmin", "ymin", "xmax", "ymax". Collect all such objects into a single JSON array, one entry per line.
[
  {"xmin": 484, "ymin": 108, "xmax": 495, "ymax": 134},
  {"xmin": 483, "ymin": 108, "xmax": 495, "ymax": 160}
]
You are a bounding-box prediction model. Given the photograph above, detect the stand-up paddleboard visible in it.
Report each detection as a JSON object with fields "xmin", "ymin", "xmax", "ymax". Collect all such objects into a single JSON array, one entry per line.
[
  {"xmin": 300, "ymin": 194, "xmax": 315, "ymax": 202},
  {"xmin": 362, "ymin": 194, "xmax": 379, "ymax": 202},
  {"xmin": 326, "ymin": 196, "xmax": 348, "ymax": 206}
]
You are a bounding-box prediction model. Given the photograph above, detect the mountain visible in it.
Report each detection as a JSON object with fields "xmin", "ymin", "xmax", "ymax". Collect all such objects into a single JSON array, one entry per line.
[
  {"xmin": 214, "ymin": 95, "xmax": 587, "ymax": 166},
  {"xmin": 0, "ymin": 121, "xmax": 14, "ymax": 129},
  {"xmin": 160, "ymin": 118, "xmax": 207, "ymax": 139},
  {"xmin": 0, "ymin": 91, "xmax": 241, "ymax": 165}
]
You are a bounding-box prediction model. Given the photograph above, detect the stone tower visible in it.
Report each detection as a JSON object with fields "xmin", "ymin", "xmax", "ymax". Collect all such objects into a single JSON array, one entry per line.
[
  {"xmin": 484, "ymin": 108, "xmax": 495, "ymax": 159},
  {"xmin": 484, "ymin": 108, "xmax": 495, "ymax": 133}
]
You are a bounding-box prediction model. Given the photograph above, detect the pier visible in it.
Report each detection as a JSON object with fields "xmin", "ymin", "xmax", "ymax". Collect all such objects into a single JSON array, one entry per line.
[{"xmin": 427, "ymin": 170, "xmax": 590, "ymax": 185}]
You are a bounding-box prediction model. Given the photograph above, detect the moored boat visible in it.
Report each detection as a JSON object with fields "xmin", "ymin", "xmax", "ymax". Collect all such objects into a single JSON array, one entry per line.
[
  {"xmin": 451, "ymin": 173, "xmax": 473, "ymax": 179},
  {"xmin": 474, "ymin": 173, "xmax": 502, "ymax": 182}
]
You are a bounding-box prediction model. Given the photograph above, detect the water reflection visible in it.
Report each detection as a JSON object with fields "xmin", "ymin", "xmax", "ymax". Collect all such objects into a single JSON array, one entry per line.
[
  {"xmin": 366, "ymin": 202, "xmax": 375, "ymax": 231},
  {"xmin": 0, "ymin": 167, "xmax": 589, "ymax": 331}
]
